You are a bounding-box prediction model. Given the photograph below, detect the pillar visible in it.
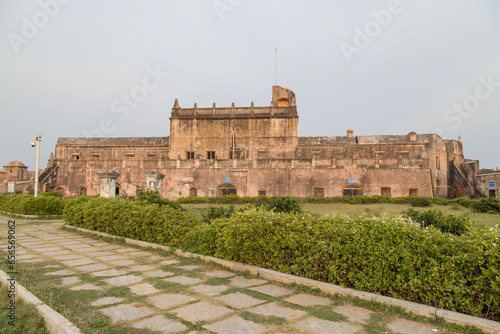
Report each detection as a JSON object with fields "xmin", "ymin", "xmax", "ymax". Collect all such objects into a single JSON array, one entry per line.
[
  {"xmin": 144, "ymin": 172, "xmax": 165, "ymax": 192},
  {"xmin": 98, "ymin": 170, "xmax": 120, "ymax": 198}
]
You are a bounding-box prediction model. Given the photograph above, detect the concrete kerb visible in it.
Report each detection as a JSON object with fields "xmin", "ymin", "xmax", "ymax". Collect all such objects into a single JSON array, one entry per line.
[
  {"xmin": 0, "ymin": 269, "xmax": 81, "ymax": 334},
  {"xmin": 64, "ymin": 225, "xmax": 500, "ymax": 334}
]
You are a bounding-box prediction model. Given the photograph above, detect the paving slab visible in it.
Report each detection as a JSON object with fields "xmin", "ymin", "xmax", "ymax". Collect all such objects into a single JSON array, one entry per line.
[
  {"xmin": 149, "ymin": 293, "xmax": 195, "ymax": 309},
  {"xmin": 249, "ymin": 284, "xmax": 293, "ymax": 297},
  {"xmin": 70, "ymin": 284, "xmax": 103, "ymax": 291},
  {"xmin": 114, "ymin": 247, "xmax": 136, "ymax": 253},
  {"xmin": 177, "ymin": 265, "xmax": 204, "ymax": 271},
  {"xmin": 16, "ymin": 254, "xmax": 36, "ymax": 260},
  {"xmin": 129, "ymin": 283, "xmax": 160, "ymax": 296},
  {"xmin": 100, "ymin": 304, "xmax": 152, "ymax": 323},
  {"xmin": 295, "ymin": 317, "xmax": 360, "ymax": 334},
  {"xmin": 145, "ymin": 270, "xmax": 174, "ymax": 278},
  {"xmin": 203, "ymin": 316, "xmax": 266, "ymax": 334},
  {"xmin": 85, "ymin": 251, "xmax": 114, "ymax": 257},
  {"xmin": 76, "ymin": 263, "xmax": 110, "ymax": 272},
  {"xmin": 205, "ymin": 270, "xmax": 236, "ymax": 278},
  {"xmin": 134, "ymin": 315, "xmax": 188, "ymax": 333},
  {"xmin": 91, "ymin": 297, "xmax": 124, "ymax": 307},
  {"xmin": 19, "ymin": 258, "xmax": 43, "ymax": 263},
  {"xmin": 249, "ymin": 302, "xmax": 307, "ymax": 320},
  {"xmin": 61, "ymin": 277, "xmax": 81, "ymax": 285},
  {"xmin": 216, "ymin": 292, "xmax": 266, "ymax": 309},
  {"xmin": 333, "ymin": 305, "xmax": 374, "ymax": 324},
  {"xmin": 229, "ymin": 277, "xmax": 267, "ymax": 288},
  {"xmin": 160, "ymin": 259, "xmax": 180, "ymax": 265},
  {"xmin": 44, "ymin": 265, "xmax": 61, "ymax": 268},
  {"xmin": 109, "ymin": 260, "xmax": 135, "ymax": 266},
  {"xmin": 99, "ymin": 255, "xmax": 124, "ymax": 261},
  {"xmin": 44, "ymin": 250, "xmax": 70, "ymax": 256},
  {"xmin": 165, "ymin": 276, "xmax": 202, "ymax": 285},
  {"xmin": 387, "ymin": 318, "xmax": 439, "ymax": 334},
  {"xmin": 45, "ymin": 270, "xmax": 74, "ymax": 276},
  {"xmin": 34, "ymin": 247, "xmax": 61, "ymax": 253},
  {"xmin": 104, "ymin": 275, "xmax": 143, "ymax": 286},
  {"xmin": 61, "ymin": 258, "xmax": 95, "ymax": 267},
  {"xmin": 92, "ymin": 269, "xmax": 127, "ymax": 277},
  {"xmin": 170, "ymin": 301, "xmax": 232, "ymax": 323},
  {"xmin": 53, "ymin": 255, "xmax": 83, "ymax": 261},
  {"xmin": 127, "ymin": 251, "xmax": 154, "ymax": 256},
  {"xmin": 191, "ymin": 285, "xmax": 229, "ymax": 296},
  {"xmin": 284, "ymin": 294, "xmax": 332, "ymax": 307},
  {"xmin": 129, "ymin": 265, "xmax": 155, "ymax": 271}
]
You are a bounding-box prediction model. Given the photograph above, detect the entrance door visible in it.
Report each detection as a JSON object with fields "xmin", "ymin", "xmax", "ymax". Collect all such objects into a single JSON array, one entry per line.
[
  {"xmin": 343, "ymin": 184, "xmax": 363, "ymax": 197},
  {"xmin": 490, "ymin": 190, "xmax": 497, "ymax": 198},
  {"xmin": 216, "ymin": 183, "xmax": 237, "ymax": 196}
]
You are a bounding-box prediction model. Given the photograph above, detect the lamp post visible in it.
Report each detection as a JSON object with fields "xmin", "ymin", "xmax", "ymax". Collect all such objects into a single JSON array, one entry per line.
[{"xmin": 31, "ymin": 135, "xmax": 41, "ymax": 197}]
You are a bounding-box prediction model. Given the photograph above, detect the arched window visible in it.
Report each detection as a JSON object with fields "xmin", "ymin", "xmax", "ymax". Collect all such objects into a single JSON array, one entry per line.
[
  {"xmin": 57, "ymin": 187, "xmax": 65, "ymax": 197},
  {"xmin": 216, "ymin": 183, "xmax": 237, "ymax": 196},
  {"xmin": 189, "ymin": 187, "xmax": 197, "ymax": 197},
  {"xmin": 343, "ymin": 184, "xmax": 363, "ymax": 197}
]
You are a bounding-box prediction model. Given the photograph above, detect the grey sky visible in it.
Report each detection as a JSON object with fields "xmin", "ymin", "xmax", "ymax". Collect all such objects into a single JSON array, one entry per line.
[{"xmin": 1, "ymin": 0, "xmax": 499, "ymax": 171}]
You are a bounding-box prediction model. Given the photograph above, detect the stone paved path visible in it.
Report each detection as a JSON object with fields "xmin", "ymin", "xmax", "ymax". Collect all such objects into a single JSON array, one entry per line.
[{"xmin": 0, "ymin": 217, "xmax": 454, "ymax": 333}]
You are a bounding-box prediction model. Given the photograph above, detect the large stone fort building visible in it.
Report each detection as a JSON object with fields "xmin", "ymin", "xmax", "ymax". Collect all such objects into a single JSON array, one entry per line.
[{"xmin": 40, "ymin": 86, "xmax": 499, "ymax": 199}]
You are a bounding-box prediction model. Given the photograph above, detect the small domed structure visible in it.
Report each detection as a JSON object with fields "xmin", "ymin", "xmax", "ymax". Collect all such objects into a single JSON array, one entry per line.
[{"xmin": 4, "ymin": 161, "xmax": 26, "ymax": 167}]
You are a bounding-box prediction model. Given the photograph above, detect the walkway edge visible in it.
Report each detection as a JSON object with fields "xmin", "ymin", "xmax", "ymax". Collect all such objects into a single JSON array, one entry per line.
[
  {"xmin": 65, "ymin": 224, "xmax": 500, "ymax": 334},
  {"xmin": 0, "ymin": 269, "xmax": 81, "ymax": 334}
]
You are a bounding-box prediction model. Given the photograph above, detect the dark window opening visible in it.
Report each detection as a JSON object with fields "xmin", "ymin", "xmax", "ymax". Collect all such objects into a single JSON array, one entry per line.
[
  {"xmin": 216, "ymin": 183, "xmax": 237, "ymax": 196},
  {"xmin": 343, "ymin": 184, "xmax": 363, "ymax": 197},
  {"xmin": 314, "ymin": 188, "xmax": 325, "ymax": 197},
  {"xmin": 115, "ymin": 187, "xmax": 120, "ymax": 196},
  {"xmin": 489, "ymin": 190, "xmax": 497, "ymax": 198},
  {"xmin": 72, "ymin": 154, "xmax": 80, "ymax": 160},
  {"xmin": 258, "ymin": 190, "xmax": 266, "ymax": 196},
  {"xmin": 190, "ymin": 188, "xmax": 198, "ymax": 197},
  {"xmin": 381, "ymin": 187, "xmax": 391, "ymax": 197},
  {"xmin": 186, "ymin": 151, "xmax": 195, "ymax": 160},
  {"xmin": 409, "ymin": 188, "xmax": 419, "ymax": 196},
  {"xmin": 207, "ymin": 151, "xmax": 216, "ymax": 160}
]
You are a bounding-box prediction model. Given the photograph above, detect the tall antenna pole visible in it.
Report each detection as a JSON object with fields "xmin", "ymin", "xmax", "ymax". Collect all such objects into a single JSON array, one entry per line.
[{"xmin": 274, "ymin": 47, "xmax": 277, "ymax": 86}]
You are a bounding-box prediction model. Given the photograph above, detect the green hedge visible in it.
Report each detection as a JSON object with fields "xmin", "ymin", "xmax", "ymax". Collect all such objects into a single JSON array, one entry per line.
[
  {"xmin": 63, "ymin": 197, "xmax": 201, "ymax": 248},
  {"xmin": 186, "ymin": 208, "xmax": 499, "ymax": 321},
  {"xmin": 0, "ymin": 194, "xmax": 64, "ymax": 215}
]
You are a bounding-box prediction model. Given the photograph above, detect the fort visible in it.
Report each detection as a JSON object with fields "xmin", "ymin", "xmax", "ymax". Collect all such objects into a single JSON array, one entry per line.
[{"xmin": 23, "ymin": 86, "xmax": 500, "ymax": 199}]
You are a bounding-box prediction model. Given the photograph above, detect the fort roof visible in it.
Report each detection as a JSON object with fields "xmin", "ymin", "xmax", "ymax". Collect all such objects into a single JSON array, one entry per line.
[{"xmin": 57, "ymin": 137, "xmax": 169, "ymax": 147}]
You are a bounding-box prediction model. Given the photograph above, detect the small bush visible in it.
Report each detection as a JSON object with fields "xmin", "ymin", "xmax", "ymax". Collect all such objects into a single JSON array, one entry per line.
[
  {"xmin": 470, "ymin": 197, "xmax": 500, "ymax": 214},
  {"xmin": 136, "ymin": 190, "xmax": 183, "ymax": 211},
  {"xmin": 271, "ymin": 197, "xmax": 302, "ymax": 213},
  {"xmin": 411, "ymin": 197, "xmax": 432, "ymax": 207},
  {"xmin": 406, "ymin": 208, "xmax": 471, "ymax": 236},
  {"xmin": 38, "ymin": 192, "xmax": 60, "ymax": 198},
  {"xmin": 0, "ymin": 194, "xmax": 63, "ymax": 215},
  {"xmin": 202, "ymin": 206, "xmax": 236, "ymax": 223}
]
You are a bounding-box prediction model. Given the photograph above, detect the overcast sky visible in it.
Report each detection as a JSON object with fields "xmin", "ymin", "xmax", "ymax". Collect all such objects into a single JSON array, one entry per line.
[{"xmin": 1, "ymin": 0, "xmax": 499, "ymax": 171}]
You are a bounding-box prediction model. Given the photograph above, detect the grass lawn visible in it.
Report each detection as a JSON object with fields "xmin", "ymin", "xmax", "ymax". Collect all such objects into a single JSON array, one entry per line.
[{"xmin": 182, "ymin": 203, "xmax": 500, "ymax": 227}]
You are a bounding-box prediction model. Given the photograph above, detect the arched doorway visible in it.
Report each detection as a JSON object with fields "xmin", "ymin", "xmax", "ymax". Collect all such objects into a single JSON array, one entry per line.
[
  {"xmin": 343, "ymin": 184, "xmax": 363, "ymax": 197},
  {"xmin": 80, "ymin": 187, "xmax": 87, "ymax": 196},
  {"xmin": 57, "ymin": 187, "xmax": 65, "ymax": 197},
  {"xmin": 189, "ymin": 187, "xmax": 197, "ymax": 197},
  {"xmin": 216, "ymin": 183, "xmax": 237, "ymax": 196}
]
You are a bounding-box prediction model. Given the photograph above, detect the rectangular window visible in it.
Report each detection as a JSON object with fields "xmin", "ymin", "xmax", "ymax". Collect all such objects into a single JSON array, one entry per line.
[
  {"xmin": 409, "ymin": 188, "xmax": 418, "ymax": 196},
  {"xmin": 90, "ymin": 153, "xmax": 100, "ymax": 159},
  {"xmin": 314, "ymin": 188, "xmax": 325, "ymax": 197},
  {"xmin": 381, "ymin": 187, "xmax": 392, "ymax": 197},
  {"xmin": 71, "ymin": 153, "xmax": 80, "ymax": 160},
  {"xmin": 207, "ymin": 151, "xmax": 216, "ymax": 160},
  {"xmin": 436, "ymin": 155, "xmax": 441, "ymax": 169},
  {"xmin": 186, "ymin": 151, "xmax": 195, "ymax": 160},
  {"xmin": 258, "ymin": 190, "xmax": 266, "ymax": 196},
  {"xmin": 257, "ymin": 149, "xmax": 267, "ymax": 160},
  {"xmin": 147, "ymin": 153, "xmax": 157, "ymax": 159},
  {"xmin": 399, "ymin": 150, "xmax": 409, "ymax": 159},
  {"xmin": 125, "ymin": 153, "xmax": 135, "ymax": 159}
]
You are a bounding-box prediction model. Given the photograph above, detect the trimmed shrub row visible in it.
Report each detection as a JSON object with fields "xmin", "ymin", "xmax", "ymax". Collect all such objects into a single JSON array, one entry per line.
[
  {"xmin": 62, "ymin": 197, "xmax": 500, "ymax": 321},
  {"xmin": 185, "ymin": 208, "xmax": 499, "ymax": 321},
  {"xmin": 0, "ymin": 194, "xmax": 64, "ymax": 215}
]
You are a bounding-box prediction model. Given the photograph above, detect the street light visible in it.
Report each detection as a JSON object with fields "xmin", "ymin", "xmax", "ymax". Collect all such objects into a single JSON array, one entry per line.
[{"xmin": 31, "ymin": 135, "xmax": 41, "ymax": 197}]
